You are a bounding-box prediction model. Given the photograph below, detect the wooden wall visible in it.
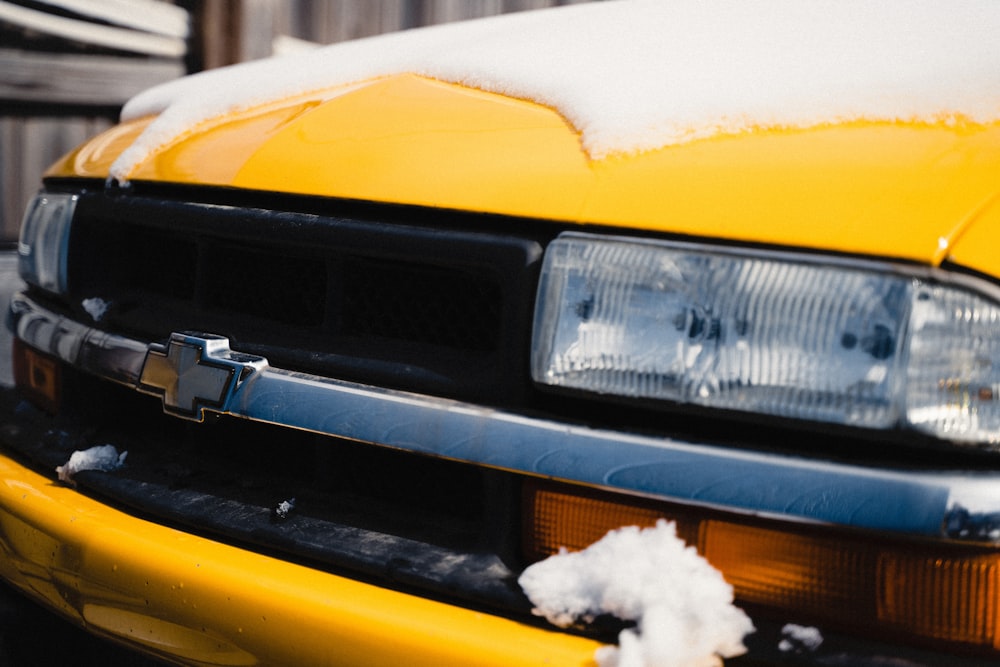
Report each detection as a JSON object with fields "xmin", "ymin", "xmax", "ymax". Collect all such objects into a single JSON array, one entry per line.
[
  {"xmin": 1, "ymin": 114, "xmax": 114, "ymax": 240},
  {"xmin": 1, "ymin": 0, "xmax": 591, "ymax": 242},
  {"xmin": 194, "ymin": 0, "xmax": 589, "ymax": 67}
]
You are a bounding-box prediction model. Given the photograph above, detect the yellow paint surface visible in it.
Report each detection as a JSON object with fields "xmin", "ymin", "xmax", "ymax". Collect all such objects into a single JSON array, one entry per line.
[{"xmin": 47, "ymin": 74, "xmax": 1000, "ymax": 268}]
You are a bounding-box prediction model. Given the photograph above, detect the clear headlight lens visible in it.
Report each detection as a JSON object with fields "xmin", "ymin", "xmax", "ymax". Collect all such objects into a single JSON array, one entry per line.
[
  {"xmin": 906, "ymin": 284, "xmax": 1000, "ymax": 442},
  {"xmin": 531, "ymin": 233, "xmax": 1000, "ymax": 445},
  {"xmin": 18, "ymin": 192, "xmax": 76, "ymax": 294}
]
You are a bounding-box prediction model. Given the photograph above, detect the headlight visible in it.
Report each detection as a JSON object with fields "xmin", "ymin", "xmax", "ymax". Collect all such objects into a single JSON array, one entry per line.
[
  {"xmin": 17, "ymin": 192, "xmax": 76, "ymax": 295},
  {"xmin": 531, "ymin": 232, "xmax": 1000, "ymax": 446}
]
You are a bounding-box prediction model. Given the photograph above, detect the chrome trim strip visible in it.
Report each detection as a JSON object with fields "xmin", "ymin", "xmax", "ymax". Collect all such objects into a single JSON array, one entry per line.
[{"xmin": 11, "ymin": 292, "xmax": 1000, "ymax": 543}]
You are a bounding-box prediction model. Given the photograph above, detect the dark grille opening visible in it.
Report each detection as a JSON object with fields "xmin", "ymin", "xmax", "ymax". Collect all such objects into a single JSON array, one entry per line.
[
  {"xmin": 70, "ymin": 357, "xmax": 488, "ymax": 542},
  {"xmin": 71, "ymin": 217, "xmax": 197, "ymax": 299},
  {"xmin": 203, "ymin": 242, "xmax": 327, "ymax": 326},
  {"xmin": 339, "ymin": 256, "xmax": 502, "ymax": 350}
]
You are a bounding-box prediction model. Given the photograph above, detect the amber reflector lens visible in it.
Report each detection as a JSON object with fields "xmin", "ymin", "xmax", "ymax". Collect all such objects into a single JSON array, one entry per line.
[
  {"xmin": 525, "ymin": 480, "xmax": 1000, "ymax": 652},
  {"xmin": 701, "ymin": 520, "xmax": 874, "ymax": 619},
  {"xmin": 12, "ymin": 339, "xmax": 61, "ymax": 413},
  {"xmin": 523, "ymin": 481, "xmax": 698, "ymax": 561},
  {"xmin": 879, "ymin": 551, "xmax": 999, "ymax": 645}
]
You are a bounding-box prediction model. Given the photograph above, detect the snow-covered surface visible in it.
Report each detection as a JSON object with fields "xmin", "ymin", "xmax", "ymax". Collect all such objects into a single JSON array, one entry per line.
[
  {"xmin": 111, "ymin": 0, "xmax": 1000, "ymax": 181},
  {"xmin": 778, "ymin": 624, "xmax": 823, "ymax": 654},
  {"xmin": 518, "ymin": 520, "xmax": 753, "ymax": 667},
  {"xmin": 56, "ymin": 444, "xmax": 127, "ymax": 484}
]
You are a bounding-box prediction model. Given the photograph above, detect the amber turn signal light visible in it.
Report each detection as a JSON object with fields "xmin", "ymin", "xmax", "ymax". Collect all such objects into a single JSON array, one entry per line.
[
  {"xmin": 12, "ymin": 338, "xmax": 61, "ymax": 413},
  {"xmin": 523, "ymin": 479, "xmax": 1000, "ymax": 654}
]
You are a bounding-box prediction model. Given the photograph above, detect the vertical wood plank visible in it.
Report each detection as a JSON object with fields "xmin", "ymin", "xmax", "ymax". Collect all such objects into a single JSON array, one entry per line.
[
  {"xmin": 271, "ymin": 0, "xmax": 584, "ymax": 46},
  {"xmin": 0, "ymin": 117, "xmax": 111, "ymax": 242},
  {"xmin": 237, "ymin": 0, "xmax": 278, "ymax": 61},
  {"xmin": 0, "ymin": 116, "xmax": 26, "ymax": 242}
]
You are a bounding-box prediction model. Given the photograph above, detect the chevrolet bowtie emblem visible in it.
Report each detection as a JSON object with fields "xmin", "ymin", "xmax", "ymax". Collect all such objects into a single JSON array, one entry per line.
[{"xmin": 138, "ymin": 333, "xmax": 268, "ymax": 421}]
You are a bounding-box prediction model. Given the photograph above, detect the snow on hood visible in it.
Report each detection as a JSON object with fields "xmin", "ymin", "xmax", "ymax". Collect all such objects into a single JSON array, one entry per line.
[{"xmin": 111, "ymin": 0, "xmax": 1000, "ymax": 181}]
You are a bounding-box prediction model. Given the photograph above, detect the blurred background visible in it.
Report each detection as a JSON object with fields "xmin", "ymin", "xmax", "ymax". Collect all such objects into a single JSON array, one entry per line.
[{"xmin": 1, "ymin": 0, "xmax": 594, "ymax": 243}]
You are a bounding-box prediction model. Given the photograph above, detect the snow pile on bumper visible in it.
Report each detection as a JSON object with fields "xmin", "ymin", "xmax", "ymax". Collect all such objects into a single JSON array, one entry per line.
[
  {"xmin": 519, "ymin": 519, "xmax": 753, "ymax": 667},
  {"xmin": 56, "ymin": 445, "xmax": 127, "ymax": 485}
]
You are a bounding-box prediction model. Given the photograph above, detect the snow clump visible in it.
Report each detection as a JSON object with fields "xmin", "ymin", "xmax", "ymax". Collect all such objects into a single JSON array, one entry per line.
[
  {"xmin": 274, "ymin": 497, "xmax": 296, "ymax": 520},
  {"xmin": 518, "ymin": 520, "xmax": 753, "ymax": 667},
  {"xmin": 56, "ymin": 444, "xmax": 128, "ymax": 484},
  {"xmin": 778, "ymin": 624, "xmax": 823, "ymax": 654},
  {"xmin": 81, "ymin": 297, "xmax": 110, "ymax": 322}
]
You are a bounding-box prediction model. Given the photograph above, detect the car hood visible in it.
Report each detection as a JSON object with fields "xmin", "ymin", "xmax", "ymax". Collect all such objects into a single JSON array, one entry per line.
[{"xmin": 50, "ymin": 74, "xmax": 1000, "ymax": 274}]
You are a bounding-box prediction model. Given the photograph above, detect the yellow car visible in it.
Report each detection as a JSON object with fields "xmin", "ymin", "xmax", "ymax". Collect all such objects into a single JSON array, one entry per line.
[{"xmin": 4, "ymin": 2, "xmax": 1000, "ymax": 665}]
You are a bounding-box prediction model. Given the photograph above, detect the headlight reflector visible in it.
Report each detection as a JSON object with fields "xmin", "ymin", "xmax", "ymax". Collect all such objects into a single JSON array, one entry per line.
[
  {"xmin": 18, "ymin": 192, "xmax": 76, "ymax": 294},
  {"xmin": 531, "ymin": 233, "xmax": 1000, "ymax": 445}
]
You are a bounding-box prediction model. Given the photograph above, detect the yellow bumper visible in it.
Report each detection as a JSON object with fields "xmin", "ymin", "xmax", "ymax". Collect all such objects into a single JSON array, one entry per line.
[{"xmin": 0, "ymin": 452, "xmax": 600, "ymax": 666}]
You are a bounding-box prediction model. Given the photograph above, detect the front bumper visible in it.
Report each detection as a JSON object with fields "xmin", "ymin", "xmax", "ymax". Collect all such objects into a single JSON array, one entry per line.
[
  {"xmin": 9, "ymin": 291, "xmax": 1000, "ymax": 542},
  {"xmin": 0, "ymin": 450, "xmax": 601, "ymax": 666},
  {"xmin": 2, "ymin": 404, "xmax": 998, "ymax": 667}
]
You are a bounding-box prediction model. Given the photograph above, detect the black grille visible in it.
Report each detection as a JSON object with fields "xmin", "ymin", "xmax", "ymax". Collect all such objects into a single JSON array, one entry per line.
[
  {"xmin": 339, "ymin": 256, "xmax": 502, "ymax": 350},
  {"xmin": 203, "ymin": 242, "xmax": 327, "ymax": 326},
  {"xmin": 94, "ymin": 220, "xmax": 198, "ymax": 299},
  {"xmin": 65, "ymin": 190, "xmax": 543, "ymax": 404}
]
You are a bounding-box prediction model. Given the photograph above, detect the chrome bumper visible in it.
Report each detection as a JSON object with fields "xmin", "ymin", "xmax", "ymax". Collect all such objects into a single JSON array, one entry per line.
[{"xmin": 10, "ymin": 291, "xmax": 1000, "ymax": 543}]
